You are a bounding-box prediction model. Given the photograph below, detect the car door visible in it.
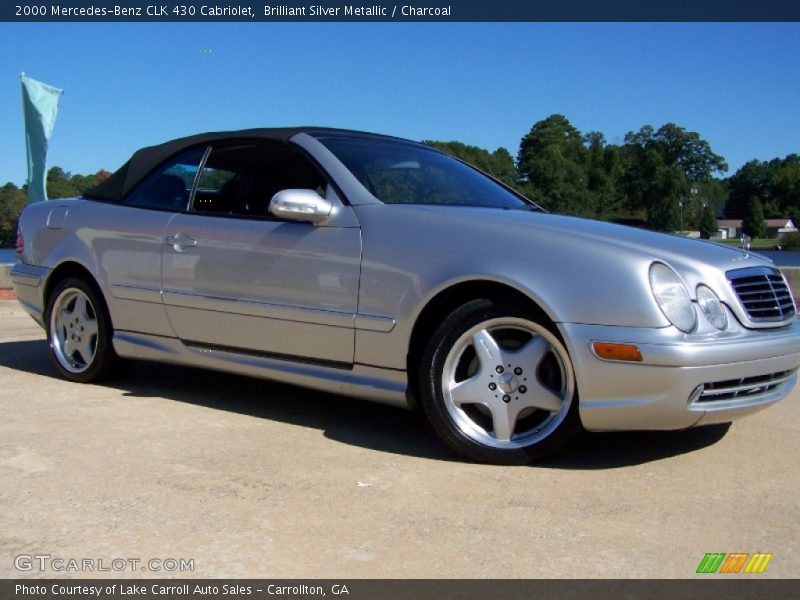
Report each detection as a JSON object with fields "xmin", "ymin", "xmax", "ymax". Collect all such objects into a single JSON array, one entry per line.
[
  {"xmin": 95, "ymin": 146, "xmax": 206, "ymax": 337},
  {"xmin": 160, "ymin": 142, "xmax": 361, "ymax": 365}
]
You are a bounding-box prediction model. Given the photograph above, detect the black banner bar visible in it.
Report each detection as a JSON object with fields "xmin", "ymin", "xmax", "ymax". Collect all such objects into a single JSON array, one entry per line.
[
  {"xmin": 2, "ymin": 580, "xmax": 799, "ymax": 600},
  {"xmin": 3, "ymin": 0, "xmax": 800, "ymax": 22}
]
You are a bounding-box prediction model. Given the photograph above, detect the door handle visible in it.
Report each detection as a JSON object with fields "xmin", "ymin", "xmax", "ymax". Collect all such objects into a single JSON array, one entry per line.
[{"xmin": 164, "ymin": 233, "xmax": 197, "ymax": 252}]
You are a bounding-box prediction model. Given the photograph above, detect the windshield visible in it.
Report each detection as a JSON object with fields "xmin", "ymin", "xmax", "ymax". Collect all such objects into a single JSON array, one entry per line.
[{"xmin": 321, "ymin": 138, "xmax": 536, "ymax": 210}]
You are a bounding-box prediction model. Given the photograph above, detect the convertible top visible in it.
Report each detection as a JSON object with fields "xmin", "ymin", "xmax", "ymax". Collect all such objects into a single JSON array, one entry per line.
[{"xmin": 84, "ymin": 126, "xmax": 415, "ymax": 202}]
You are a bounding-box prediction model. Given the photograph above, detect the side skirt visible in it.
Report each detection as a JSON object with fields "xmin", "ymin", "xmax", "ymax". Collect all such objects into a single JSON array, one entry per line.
[{"xmin": 112, "ymin": 330, "xmax": 411, "ymax": 409}]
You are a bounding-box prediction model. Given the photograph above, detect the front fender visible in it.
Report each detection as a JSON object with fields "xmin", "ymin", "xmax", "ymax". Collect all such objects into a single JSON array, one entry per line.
[{"xmin": 352, "ymin": 204, "xmax": 669, "ymax": 370}]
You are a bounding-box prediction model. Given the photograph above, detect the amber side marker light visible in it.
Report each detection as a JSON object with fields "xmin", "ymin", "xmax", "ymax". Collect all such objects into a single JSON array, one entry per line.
[{"xmin": 592, "ymin": 342, "xmax": 643, "ymax": 362}]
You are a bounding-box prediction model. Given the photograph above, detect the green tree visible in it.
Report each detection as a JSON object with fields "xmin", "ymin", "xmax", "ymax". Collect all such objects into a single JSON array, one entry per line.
[
  {"xmin": 583, "ymin": 131, "xmax": 625, "ymax": 219},
  {"xmin": 727, "ymin": 159, "xmax": 772, "ymax": 219},
  {"xmin": 424, "ymin": 140, "xmax": 519, "ymax": 188},
  {"xmin": 485, "ymin": 147, "xmax": 519, "ymax": 188},
  {"xmin": 742, "ymin": 196, "xmax": 766, "ymax": 238},
  {"xmin": 0, "ymin": 167, "xmax": 113, "ymax": 247},
  {"xmin": 46, "ymin": 166, "xmax": 79, "ymax": 198},
  {"xmin": 694, "ymin": 179, "xmax": 728, "ymax": 215},
  {"xmin": 770, "ymin": 154, "xmax": 800, "ymax": 224},
  {"xmin": 517, "ymin": 114, "xmax": 594, "ymax": 216},
  {"xmin": 46, "ymin": 166, "xmax": 111, "ymax": 199},
  {"xmin": 780, "ymin": 231, "xmax": 800, "ymax": 250},
  {"xmin": 0, "ymin": 182, "xmax": 27, "ymax": 247},
  {"xmin": 726, "ymin": 154, "xmax": 800, "ymax": 223},
  {"xmin": 698, "ymin": 205, "xmax": 718, "ymax": 239},
  {"xmin": 621, "ymin": 124, "xmax": 727, "ymax": 231}
]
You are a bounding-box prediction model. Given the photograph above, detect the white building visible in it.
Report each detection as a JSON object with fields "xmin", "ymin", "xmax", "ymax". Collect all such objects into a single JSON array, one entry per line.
[{"xmin": 716, "ymin": 218, "xmax": 797, "ymax": 239}]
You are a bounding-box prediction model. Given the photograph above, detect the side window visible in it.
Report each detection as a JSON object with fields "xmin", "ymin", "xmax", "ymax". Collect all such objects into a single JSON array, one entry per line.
[
  {"xmin": 192, "ymin": 143, "xmax": 327, "ymax": 217},
  {"xmin": 124, "ymin": 146, "xmax": 207, "ymax": 211}
]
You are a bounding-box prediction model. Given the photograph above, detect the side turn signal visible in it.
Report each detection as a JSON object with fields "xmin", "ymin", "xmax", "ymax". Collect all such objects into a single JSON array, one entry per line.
[{"xmin": 592, "ymin": 342, "xmax": 643, "ymax": 362}]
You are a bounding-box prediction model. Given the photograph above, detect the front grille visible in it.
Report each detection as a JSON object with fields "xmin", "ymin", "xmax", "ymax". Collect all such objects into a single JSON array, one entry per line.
[
  {"xmin": 728, "ymin": 267, "xmax": 795, "ymax": 323},
  {"xmin": 695, "ymin": 369, "xmax": 796, "ymax": 403}
]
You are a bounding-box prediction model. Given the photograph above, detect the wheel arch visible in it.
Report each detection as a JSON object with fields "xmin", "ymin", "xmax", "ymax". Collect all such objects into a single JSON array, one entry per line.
[
  {"xmin": 43, "ymin": 261, "xmax": 110, "ymax": 323},
  {"xmin": 406, "ymin": 278, "xmax": 555, "ymax": 407}
]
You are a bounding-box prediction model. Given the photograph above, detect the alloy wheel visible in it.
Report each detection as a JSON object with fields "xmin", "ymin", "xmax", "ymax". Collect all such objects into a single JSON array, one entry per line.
[
  {"xmin": 441, "ymin": 317, "xmax": 574, "ymax": 449},
  {"xmin": 50, "ymin": 287, "xmax": 99, "ymax": 374}
]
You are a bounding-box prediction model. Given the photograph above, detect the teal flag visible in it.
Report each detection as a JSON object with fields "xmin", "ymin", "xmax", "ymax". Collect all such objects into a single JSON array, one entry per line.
[{"xmin": 20, "ymin": 73, "xmax": 63, "ymax": 204}]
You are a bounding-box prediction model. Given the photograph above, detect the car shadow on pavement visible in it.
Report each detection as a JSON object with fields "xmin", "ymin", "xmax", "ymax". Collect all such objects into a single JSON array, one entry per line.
[
  {"xmin": 539, "ymin": 423, "xmax": 731, "ymax": 469},
  {"xmin": 0, "ymin": 338, "xmax": 454, "ymax": 462},
  {"xmin": 0, "ymin": 338, "xmax": 731, "ymax": 469}
]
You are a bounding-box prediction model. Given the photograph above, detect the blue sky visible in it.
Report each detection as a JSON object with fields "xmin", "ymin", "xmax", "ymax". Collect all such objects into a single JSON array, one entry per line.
[{"xmin": 1, "ymin": 22, "xmax": 798, "ymax": 185}]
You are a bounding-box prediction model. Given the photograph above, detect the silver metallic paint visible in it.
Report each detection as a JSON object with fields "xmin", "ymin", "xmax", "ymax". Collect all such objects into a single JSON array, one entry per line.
[
  {"xmin": 12, "ymin": 133, "xmax": 800, "ymax": 432},
  {"xmin": 268, "ymin": 188, "xmax": 333, "ymax": 223},
  {"xmin": 161, "ymin": 210, "xmax": 361, "ymax": 363},
  {"xmin": 112, "ymin": 329, "xmax": 408, "ymax": 407}
]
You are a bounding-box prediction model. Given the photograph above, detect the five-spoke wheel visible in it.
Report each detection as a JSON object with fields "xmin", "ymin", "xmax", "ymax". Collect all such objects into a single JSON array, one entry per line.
[
  {"xmin": 420, "ymin": 299, "xmax": 580, "ymax": 464},
  {"xmin": 46, "ymin": 278, "xmax": 121, "ymax": 382},
  {"xmin": 50, "ymin": 287, "xmax": 99, "ymax": 373}
]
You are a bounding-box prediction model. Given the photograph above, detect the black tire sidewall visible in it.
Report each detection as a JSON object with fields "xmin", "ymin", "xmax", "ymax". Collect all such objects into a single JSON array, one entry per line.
[{"xmin": 419, "ymin": 298, "xmax": 581, "ymax": 465}]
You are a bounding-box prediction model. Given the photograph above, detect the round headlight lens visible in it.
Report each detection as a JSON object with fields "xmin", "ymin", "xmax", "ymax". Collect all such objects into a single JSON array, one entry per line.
[
  {"xmin": 696, "ymin": 285, "xmax": 728, "ymax": 330},
  {"xmin": 649, "ymin": 263, "xmax": 697, "ymax": 333}
]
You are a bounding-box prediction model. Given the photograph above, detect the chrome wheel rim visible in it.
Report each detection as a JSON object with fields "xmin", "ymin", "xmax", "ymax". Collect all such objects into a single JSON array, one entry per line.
[
  {"xmin": 441, "ymin": 317, "xmax": 574, "ymax": 450},
  {"xmin": 50, "ymin": 288, "xmax": 99, "ymax": 374}
]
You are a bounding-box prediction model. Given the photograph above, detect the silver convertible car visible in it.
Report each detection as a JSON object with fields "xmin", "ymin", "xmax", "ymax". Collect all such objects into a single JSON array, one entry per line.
[{"xmin": 11, "ymin": 127, "xmax": 800, "ymax": 464}]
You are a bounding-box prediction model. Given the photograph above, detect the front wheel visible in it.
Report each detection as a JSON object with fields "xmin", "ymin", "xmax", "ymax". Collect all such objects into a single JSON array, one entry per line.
[
  {"xmin": 419, "ymin": 299, "xmax": 581, "ymax": 465},
  {"xmin": 46, "ymin": 277, "xmax": 121, "ymax": 383}
]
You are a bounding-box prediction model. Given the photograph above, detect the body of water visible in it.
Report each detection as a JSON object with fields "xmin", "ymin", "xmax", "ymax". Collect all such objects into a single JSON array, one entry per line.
[
  {"xmin": 0, "ymin": 248, "xmax": 17, "ymax": 264},
  {"xmin": 753, "ymin": 250, "xmax": 800, "ymax": 267}
]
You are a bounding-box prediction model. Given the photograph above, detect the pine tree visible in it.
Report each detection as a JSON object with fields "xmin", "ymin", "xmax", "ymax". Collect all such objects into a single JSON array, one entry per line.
[
  {"xmin": 698, "ymin": 205, "xmax": 718, "ymax": 239},
  {"xmin": 742, "ymin": 196, "xmax": 766, "ymax": 238}
]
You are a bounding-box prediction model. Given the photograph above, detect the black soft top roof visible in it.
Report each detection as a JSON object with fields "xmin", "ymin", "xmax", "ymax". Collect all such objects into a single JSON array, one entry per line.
[{"xmin": 85, "ymin": 126, "xmax": 416, "ymax": 202}]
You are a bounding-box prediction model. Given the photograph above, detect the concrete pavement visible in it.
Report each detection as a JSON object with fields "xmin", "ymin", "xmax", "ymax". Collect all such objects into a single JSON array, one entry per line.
[{"xmin": 0, "ymin": 300, "xmax": 798, "ymax": 579}]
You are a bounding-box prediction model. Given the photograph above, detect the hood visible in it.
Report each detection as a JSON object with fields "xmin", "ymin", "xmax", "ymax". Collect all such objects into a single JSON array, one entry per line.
[
  {"xmin": 354, "ymin": 203, "xmax": 779, "ymax": 329},
  {"xmin": 410, "ymin": 206, "xmax": 771, "ymax": 273}
]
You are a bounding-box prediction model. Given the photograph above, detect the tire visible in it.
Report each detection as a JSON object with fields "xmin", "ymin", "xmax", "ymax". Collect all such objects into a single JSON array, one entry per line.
[
  {"xmin": 45, "ymin": 277, "xmax": 122, "ymax": 383},
  {"xmin": 418, "ymin": 298, "xmax": 581, "ymax": 465}
]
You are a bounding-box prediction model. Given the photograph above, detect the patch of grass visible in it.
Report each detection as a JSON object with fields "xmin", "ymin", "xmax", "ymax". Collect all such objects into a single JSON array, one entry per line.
[{"xmin": 712, "ymin": 238, "xmax": 781, "ymax": 250}]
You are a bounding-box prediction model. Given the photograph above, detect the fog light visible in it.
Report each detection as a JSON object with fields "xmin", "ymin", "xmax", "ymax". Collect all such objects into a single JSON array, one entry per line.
[{"xmin": 592, "ymin": 342, "xmax": 643, "ymax": 362}]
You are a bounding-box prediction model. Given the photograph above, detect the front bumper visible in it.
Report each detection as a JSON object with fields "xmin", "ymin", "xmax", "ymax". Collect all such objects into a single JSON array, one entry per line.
[
  {"xmin": 10, "ymin": 263, "xmax": 48, "ymax": 327},
  {"xmin": 560, "ymin": 319, "xmax": 800, "ymax": 431}
]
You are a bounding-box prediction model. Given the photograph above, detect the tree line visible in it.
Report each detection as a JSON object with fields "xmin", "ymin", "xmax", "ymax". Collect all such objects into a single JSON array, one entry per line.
[
  {"xmin": 0, "ymin": 167, "xmax": 109, "ymax": 246},
  {"xmin": 1, "ymin": 116, "xmax": 798, "ymax": 246},
  {"xmin": 428, "ymin": 114, "xmax": 799, "ymax": 238}
]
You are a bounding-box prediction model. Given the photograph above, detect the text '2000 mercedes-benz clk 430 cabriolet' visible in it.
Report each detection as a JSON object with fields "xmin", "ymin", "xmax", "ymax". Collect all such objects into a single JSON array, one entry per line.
[{"xmin": 12, "ymin": 127, "xmax": 800, "ymax": 464}]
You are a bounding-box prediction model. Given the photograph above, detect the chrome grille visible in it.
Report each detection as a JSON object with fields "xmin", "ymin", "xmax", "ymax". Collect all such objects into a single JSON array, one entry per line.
[
  {"xmin": 727, "ymin": 267, "xmax": 795, "ymax": 323},
  {"xmin": 696, "ymin": 369, "xmax": 796, "ymax": 403}
]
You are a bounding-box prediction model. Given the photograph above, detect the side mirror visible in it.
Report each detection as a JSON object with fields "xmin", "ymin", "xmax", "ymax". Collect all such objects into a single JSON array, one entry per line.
[{"xmin": 269, "ymin": 189, "xmax": 333, "ymax": 224}]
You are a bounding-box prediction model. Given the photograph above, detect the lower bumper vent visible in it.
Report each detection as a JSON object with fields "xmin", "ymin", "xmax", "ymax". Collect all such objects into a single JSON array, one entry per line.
[{"xmin": 695, "ymin": 369, "xmax": 797, "ymax": 403}]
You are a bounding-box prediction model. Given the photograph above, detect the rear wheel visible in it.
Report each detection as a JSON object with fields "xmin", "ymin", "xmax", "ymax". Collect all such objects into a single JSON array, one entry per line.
[
  {"xmin": 46, "ymin": 277, "xmax": 121, "ymax": 383},
  {"xmin": 419, "ymin": 298, "xmax": 581, "ymax": 464}
]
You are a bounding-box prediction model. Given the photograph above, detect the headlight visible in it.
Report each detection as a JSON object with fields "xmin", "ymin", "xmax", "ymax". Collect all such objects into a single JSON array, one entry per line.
[
  {"xmin": 649, "ymin": 263, "xmax": 697, "ymax": 332},
  {"xmin": 696, "ymin": 285, "xmax": 728, "ymax": 330}
]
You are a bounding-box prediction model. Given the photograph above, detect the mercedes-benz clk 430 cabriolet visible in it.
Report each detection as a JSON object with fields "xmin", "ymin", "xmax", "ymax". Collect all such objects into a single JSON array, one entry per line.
[{"xmin": 11, "ymin": 127, "xmax": 800, "ymax": 464}]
